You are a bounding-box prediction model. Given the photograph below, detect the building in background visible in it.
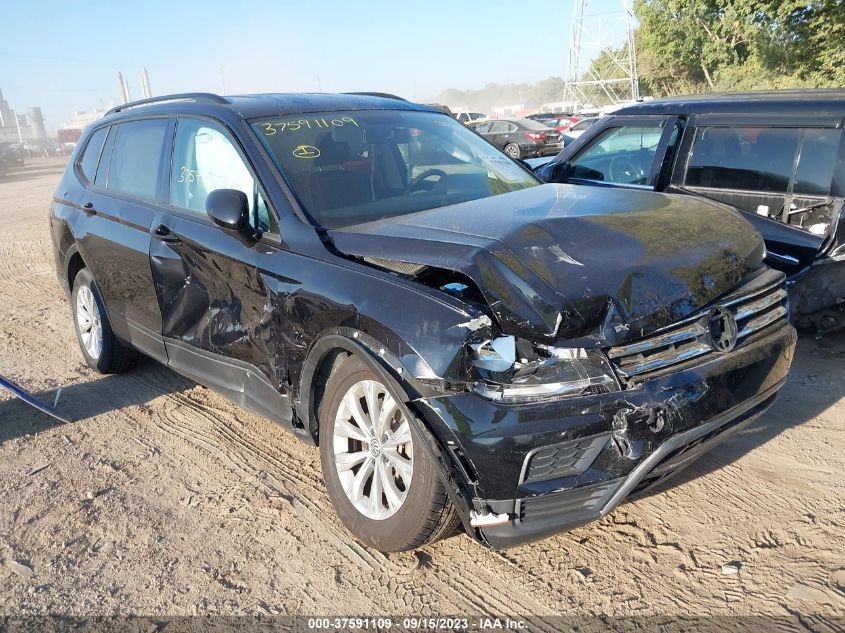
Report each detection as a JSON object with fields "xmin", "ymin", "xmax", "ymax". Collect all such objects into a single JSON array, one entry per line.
[
  {"xmin": 490, "ymin": 103, "xmax": 526, "ymax": 117},
  {"xmin": 57, "ymin": 109, "xmax": 105, "ymax": 148},
  {"xmin": 0, "ymin": 88, "xmax": 51, "ymax": 144},
  {"xmin": 27, "ymin": 107, "xmax": 47, "ymax": 140}
]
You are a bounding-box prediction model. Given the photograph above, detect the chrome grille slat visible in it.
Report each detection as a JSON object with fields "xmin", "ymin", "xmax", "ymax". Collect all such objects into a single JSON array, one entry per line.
[
  {"xmin": 738, "ymin": 306, "xmax": 788, "ymax": 338},
  {"xmin": 608, "ymin": 279, "xmax": 788, "ymax": 380},
  {"xmin": 607, "ymin": 323, "xmax": 706, "ymax": 359},
  {"xmin": 733, "ymin": 289, "xmax": 787, "ymax": 321},
  {"xmin": 617, "ymin": 341, "xmax": 713, "ymax": 376}
]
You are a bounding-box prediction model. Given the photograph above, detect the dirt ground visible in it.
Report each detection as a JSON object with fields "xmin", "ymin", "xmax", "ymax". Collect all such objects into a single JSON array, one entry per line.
[{"xmin": 0, "ymin": 158, "xmax": 843, "ymax": 623}]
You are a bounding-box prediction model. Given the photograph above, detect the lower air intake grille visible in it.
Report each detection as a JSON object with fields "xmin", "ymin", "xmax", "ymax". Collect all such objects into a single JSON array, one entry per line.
[{"xmin": 522, "ymin": 434, "xmax": 610, "ymax": 483}]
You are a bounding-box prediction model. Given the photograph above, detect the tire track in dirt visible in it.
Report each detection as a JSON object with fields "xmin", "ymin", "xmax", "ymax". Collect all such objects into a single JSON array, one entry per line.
[{"xmin": 126, "ymin": 365, "xmax": 559, "ymax": 619}]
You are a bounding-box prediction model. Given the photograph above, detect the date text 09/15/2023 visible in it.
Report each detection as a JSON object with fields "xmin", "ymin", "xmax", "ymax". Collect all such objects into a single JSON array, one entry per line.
[{"xmin": 306, "ymin": 617, "xmax": 527, "ymax": 630}]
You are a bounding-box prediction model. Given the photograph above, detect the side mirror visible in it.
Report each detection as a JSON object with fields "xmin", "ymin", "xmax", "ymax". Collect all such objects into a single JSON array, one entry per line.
[
  {"xmin": 547, "ymin": 161, "xmax": 571, "ymax": 183},
  {"xmin": 206, "ymin": 189, "xmax": 248, "ymax": 231}
]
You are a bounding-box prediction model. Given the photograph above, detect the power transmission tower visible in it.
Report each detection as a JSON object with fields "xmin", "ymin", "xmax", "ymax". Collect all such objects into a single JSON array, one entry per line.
[{"xmin": 563, "ymin": 0, "xmax": 639, "ymax": 110}]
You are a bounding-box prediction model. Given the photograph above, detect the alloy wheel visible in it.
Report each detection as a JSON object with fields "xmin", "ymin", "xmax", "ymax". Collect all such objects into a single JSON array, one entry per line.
[
  {"xmin": 76, "ymin": 285, "xmax": 103, "ymax": 360},
  {"xmin": 332, "ymin": 379, "xmax": 414, "ymax": 520}
]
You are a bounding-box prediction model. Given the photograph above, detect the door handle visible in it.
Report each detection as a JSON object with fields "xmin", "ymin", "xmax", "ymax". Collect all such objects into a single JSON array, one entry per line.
[
  {"xmin": 153, "ymin": 224, "xmax": 180, "ymax": 243},
  {"xmin": 82, "ymin": 202, "xmax": 96, "ymax": 215}
]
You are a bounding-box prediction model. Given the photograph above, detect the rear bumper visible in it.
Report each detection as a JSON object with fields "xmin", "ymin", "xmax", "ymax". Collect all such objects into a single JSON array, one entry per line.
[
  {"xmin": 415, "ymin": 321, "xmax": 796, "ymax": 549},
  {"xmin": 535, "ymin": 144, "xmax": 563, "ymax": 157}
]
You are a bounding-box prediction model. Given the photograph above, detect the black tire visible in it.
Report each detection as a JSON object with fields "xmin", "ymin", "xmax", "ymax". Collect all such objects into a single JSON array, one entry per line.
[
  {"xmin": 504, "ymin": 143, "xmax": 521, "ymax": 159},
  {"xmin": 319, "ymin": 355, "xmax": 460, "ymax": 551},
  {"xmin": 71, "ymin": 268, "xmax": 138, "ymax": 374}
]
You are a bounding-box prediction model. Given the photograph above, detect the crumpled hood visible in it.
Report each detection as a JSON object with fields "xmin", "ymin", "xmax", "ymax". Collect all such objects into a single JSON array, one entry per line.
[{"xmin": 328, "ymin": 184, "xmax": 765, "ymax": 345}]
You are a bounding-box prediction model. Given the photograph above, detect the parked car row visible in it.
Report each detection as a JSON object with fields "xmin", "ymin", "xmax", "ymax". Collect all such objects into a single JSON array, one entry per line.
[
  {"xmin": 534, "ymin": 90, "xmax": 845, "ymax": 333},
  {"xmin": 51, "ymin": 90, "xmax": 801, "ymax": 554}
]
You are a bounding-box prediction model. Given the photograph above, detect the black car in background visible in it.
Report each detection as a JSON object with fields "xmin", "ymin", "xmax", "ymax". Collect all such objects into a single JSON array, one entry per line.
[
  {"xmin": 51, "ymin": 92, "xmax": 795, "ymax": 551},
  {"xmin": 468, "ymin": 117, "xmax": 562, "ymax": 158},
  {"xmin": 536, "ymin": 90, "xmax": 845, "ymax": 332},
  {"xmin": 0, "ymin": 141, "xmax": 26, "ymax": 166}
]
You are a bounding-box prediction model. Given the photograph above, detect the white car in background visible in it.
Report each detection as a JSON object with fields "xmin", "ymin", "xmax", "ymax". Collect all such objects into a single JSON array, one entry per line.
[
  {"xmin": 563, "ymin": 116, "xmax": 601, "ymax": 141},
  {"xmin": 454, "ymin": 111, "xmax": 487, "ymax": 124}
]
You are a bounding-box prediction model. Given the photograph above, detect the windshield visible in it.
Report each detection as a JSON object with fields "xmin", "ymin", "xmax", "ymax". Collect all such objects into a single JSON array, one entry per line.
[{"xmin": 251, "ymin": 110, "xmax": 539, "ymax": 227}]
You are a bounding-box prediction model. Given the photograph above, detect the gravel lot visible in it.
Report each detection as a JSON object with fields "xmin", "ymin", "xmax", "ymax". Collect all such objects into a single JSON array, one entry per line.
[{"xmin": 1, "ymin": 158, "xmax": 843, "ymax": 625}]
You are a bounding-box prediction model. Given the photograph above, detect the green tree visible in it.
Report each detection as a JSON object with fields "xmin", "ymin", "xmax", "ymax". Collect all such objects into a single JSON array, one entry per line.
[{"xmin": 634, "ymin": 0, "xmax": 845, "ymax": 96}]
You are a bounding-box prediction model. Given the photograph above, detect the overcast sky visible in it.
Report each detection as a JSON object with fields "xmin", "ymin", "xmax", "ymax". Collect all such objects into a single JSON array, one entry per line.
[{"xmin": 0, "ymin": 0, "xmax": 628, "ymax": 131}]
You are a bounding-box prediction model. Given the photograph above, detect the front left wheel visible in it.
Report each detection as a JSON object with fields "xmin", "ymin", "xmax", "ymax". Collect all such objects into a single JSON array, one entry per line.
[
  {"xmin": 71, "ymin": 268, "xmax": 138, "ymax": 374},
  {"xmin": 319, "ymin": 355, "xmax": 460, "ymax": 551}
]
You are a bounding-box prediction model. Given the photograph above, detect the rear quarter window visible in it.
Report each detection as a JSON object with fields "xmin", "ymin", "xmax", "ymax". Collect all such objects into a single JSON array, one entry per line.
[{"xmin": 77, "ymin": 126, "xmax": 108, "ymax": 183}]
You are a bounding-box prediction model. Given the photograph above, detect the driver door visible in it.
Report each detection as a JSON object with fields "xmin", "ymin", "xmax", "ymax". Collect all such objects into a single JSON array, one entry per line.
[{"xmin": 549, "ymin": 116, "xmax": 679, "ymax": 190}]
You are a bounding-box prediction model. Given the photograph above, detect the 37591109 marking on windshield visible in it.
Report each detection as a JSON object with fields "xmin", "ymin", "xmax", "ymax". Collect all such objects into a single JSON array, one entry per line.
[{"xmin": 261, "ymin": 117, "xmax": 359, "ymax": 135}]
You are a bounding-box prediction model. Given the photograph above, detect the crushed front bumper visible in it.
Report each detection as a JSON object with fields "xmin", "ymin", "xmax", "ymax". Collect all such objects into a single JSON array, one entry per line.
[{"xmin": 414, "ymin": 321, "xmax": 796, "ymax": 549}]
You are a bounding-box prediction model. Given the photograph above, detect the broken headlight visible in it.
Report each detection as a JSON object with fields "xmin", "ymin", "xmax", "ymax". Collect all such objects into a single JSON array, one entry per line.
[{"xmin": 470, "ymin": 336, "xmax": 621, "ymax": 402}]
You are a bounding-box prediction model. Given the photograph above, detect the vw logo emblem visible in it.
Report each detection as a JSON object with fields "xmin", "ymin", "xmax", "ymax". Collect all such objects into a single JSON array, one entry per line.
[{"xmin": 707, "ymin": 306, "xmax": 738, "ymax": 353}]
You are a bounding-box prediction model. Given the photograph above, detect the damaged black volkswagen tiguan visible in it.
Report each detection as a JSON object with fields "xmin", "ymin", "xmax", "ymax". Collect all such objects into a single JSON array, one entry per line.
[{"xmin": 50, "ymin": 92, "xmax": 796, "ymax": 551}]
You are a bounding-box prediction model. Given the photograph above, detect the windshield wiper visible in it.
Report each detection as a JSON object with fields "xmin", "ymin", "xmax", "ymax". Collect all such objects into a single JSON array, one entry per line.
[{"xmin": 785, "ymin": 199, "xmax": 833, "ymax": 216}]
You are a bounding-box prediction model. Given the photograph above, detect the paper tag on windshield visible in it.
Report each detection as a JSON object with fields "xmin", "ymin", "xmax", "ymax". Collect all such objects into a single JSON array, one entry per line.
[
  {"xmin": 482, "ymin": 155, "xmax": 529, "ymax": 180},
  {"xmin": 756, "ymin": 205, "xmax": 769, "ymax": 216}
]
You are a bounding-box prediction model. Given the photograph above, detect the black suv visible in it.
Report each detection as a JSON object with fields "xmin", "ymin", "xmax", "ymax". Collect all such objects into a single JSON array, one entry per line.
[
  {"xmin": 536, "ymin": 90, "xmax": 845, "ymax": 332},
  {"xmin": 51, "ymin": 92, "xmax": 796, "ymax": 551}
]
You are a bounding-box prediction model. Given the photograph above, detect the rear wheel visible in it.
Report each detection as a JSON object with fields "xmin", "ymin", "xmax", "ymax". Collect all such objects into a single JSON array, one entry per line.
[
  {"xmin": 504, "ymin": 143, "xmax": 521, "ymax": 159},
  {"xmin": 319, "ymin": 355, "xmax": 459, "ymax": 551},
  {"xmin": 71, "ymin": 268, "xmax": 138, "ymax": 374}
]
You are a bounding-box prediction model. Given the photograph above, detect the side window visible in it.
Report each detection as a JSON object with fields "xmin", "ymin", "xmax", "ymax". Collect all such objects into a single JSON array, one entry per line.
[
  {"xmin": 489, "ymin": 121, "xmax": 509, "ymax": 134},
  {"xmin": 794, "ymin": 128, "xmax": 841, "ymax": 196},
  {"xmin": 78, "ymin": 126, "xmax": 108, "ymax": 184},
  {"xmin": 685, "ymin": 126, "xmax": 800, "ymax": 192},
  {"xmin": 506, "ymin": 123, "xmax": 518, "ymax": 133},
  {"xmin": 569, "ymin": 125, "xmax": 664, "ymax": 184},
  {"xmin": 170, "ymin": 119, "xmax": 277, "ymax": 233},
  {"xmin": 473, "ymin": 122, "xmax": 492, "ymax": 134},
  {"xmin": 107, "ymin": 119, "xmax": 168, "ymax": 199}
]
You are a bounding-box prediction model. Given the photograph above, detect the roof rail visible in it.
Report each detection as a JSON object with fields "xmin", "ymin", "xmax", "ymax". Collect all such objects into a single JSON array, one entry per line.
[
  {"xmin": 105, "ymin": 92, "xmax": 229, "ymax": 117},
  {"xmin": 344, "ymin": 92, "xmax": 407, "ymax": 101}
]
